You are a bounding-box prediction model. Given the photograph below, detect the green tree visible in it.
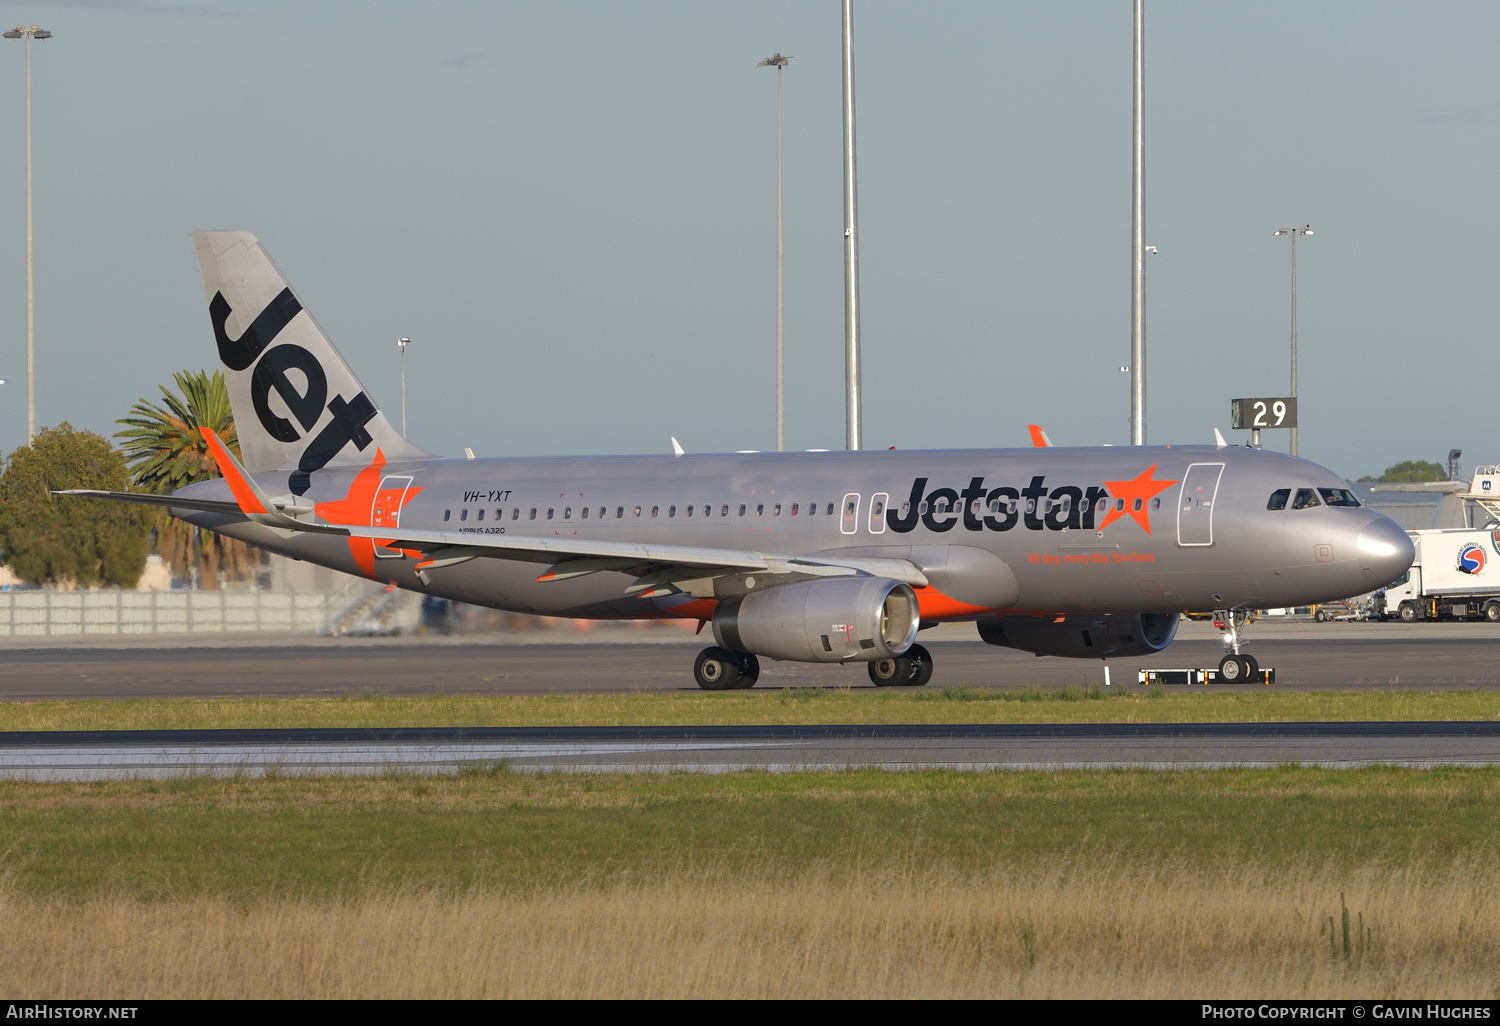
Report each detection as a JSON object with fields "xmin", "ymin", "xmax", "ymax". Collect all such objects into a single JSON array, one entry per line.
[
  {"xmin": 0, "ymin": 423, "xmax": 151, "ymax": 587},
  {"xmin": 115, "ymin": 370, "xmax": 259, "ymax": 589},
  {"xmin": 1356, "ymin": 460, "xmax": 1447, "ymax": 483}
]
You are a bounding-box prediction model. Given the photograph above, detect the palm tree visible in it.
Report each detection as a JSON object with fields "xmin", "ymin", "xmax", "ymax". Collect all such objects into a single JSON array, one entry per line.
[{"xmin": 115, "ymin": 370, "xmax": 260, "ymax": 590}]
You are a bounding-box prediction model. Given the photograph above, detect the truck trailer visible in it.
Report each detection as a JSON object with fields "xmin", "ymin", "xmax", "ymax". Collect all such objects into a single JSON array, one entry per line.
[{"xmin": 1379, "ymin": 527, "xmax": 1500, "ymax": 622}]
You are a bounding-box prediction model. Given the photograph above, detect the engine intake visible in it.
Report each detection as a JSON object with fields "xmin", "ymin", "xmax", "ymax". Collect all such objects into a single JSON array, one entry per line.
[
  {"xmin": 977, "ymin": 612, "xmax": 1179, "ymax": 659},
  {"xmin": 713, "ymin": 577, "xmax": 920, "ymax": 663}
]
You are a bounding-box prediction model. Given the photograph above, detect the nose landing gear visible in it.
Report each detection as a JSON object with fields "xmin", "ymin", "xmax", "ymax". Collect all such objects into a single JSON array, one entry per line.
[{"xmin": 1212, "ymin": 609, "xmax": 1260, "ymax": 682}]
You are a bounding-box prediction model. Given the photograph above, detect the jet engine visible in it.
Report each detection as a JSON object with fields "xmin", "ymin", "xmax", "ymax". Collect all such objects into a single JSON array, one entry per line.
[
  {"xmin": 977, "ymin": 612, "xmax": 1179, "ymax": 659},
  {"xmin": 712, "ymin": 577, "xmax": 920, "ymax": 663}
]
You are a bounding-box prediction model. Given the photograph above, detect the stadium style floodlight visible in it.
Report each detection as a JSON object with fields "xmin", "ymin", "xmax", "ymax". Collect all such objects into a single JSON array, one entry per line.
[
  {"xmin": 756, "ymin": 53, "xmax": 791, "ymax": 451},
  {"xmin": 5, "ymin": 25, "xmax": 51, "ymax": 443},
  {"xmin": 1273, "ymin": 225, "xmax": 1314, "ymax": 456}
]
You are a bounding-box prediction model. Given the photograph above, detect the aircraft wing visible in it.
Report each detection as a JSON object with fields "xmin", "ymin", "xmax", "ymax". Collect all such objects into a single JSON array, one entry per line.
[{"xmin": 53, "ymin": 489, "xmax": 251, "ymax": 516}]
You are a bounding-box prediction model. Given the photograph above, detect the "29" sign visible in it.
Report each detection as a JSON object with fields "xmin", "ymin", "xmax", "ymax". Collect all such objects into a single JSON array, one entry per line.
[{"xmin": 1230, "ymin": 397, "xmax": 1297, "ymax": 430}]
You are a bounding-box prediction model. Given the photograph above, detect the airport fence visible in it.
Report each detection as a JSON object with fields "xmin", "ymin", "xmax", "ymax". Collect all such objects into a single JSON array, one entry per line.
[{"xmin": 0, "ymin": 589, "xmax": 352, "ymax": 636}]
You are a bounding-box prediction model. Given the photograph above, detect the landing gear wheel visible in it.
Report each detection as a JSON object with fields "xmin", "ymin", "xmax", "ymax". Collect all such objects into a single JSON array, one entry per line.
[
  {"xmin": 1243, "ymin": 654, "xmax": 1260, "ymax": 681},
  {"xmin": 694, "ymin": 647, "xmax": 742, "ymax": 691},
  {"xmin": 1218, "ymin": 653, "xmax": 1248, "ymax": 683},
  {"xmin": 868, "ymin": 656, "xmax": 912, "ymax": 687},
  {"xmin": 1485, "ymin": 602, "xmax": 1500, "ymax": 624},
  {"xmin": 733, "ymin": 652, "xmax": 760, "ymax": 689},
  {"xmin": 1399, "ymin": 602, "xmax": 1419, "ymax": 624},
  {"xmin": 906, "ymin": 644, "xmax": 935, "ymax": 687}
]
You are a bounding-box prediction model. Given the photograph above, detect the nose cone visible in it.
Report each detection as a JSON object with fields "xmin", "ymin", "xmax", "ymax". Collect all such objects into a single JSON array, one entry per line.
[{"xmin": 1356, "ymin": 517, "xmax": 1415, "ymax": 584}]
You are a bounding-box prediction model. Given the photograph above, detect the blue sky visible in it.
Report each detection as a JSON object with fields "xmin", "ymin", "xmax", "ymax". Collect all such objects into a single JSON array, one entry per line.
[{"xmin": 0, "ymin": 1, "xmax": 1494, "ymax": 480}]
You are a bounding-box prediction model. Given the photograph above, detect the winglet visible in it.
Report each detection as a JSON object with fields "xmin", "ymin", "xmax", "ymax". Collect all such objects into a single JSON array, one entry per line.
[
  {"xmin": 201, "ymin": 427, "xmax": 346, "ymax": 534},
  {"xmin": 1027, "ymin": 425, "xmax": 1053, "ymax": 448},
  {"xmin": 201, "ymin": 427, "xmax": 273, "ymax": 514},
  {"xmin": 1213, "ymin": 427, "xmax": 1228, "ymax": 450},
  {"xmin": 671, "ymin": 437, "xmax": 685, "ymax": 457}
]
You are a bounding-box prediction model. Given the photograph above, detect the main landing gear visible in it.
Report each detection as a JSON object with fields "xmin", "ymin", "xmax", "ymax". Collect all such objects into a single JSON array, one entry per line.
[
  {"xmin": 693, "ymin": 647, "xmax": 760, "ymax": 690},
  {"xmin": 867, "ymin": 644, "xmax": 935, "ymax": 688},
  {"xmin": 1212, "ymin": 608, "xmax": 1260, "ymax": 683}
]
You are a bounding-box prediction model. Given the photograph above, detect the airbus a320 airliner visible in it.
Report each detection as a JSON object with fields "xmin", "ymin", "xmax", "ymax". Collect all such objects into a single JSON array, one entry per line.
[{"xmin": 66, "ymin": 231, "xmax": 1414, "ymax": 688}]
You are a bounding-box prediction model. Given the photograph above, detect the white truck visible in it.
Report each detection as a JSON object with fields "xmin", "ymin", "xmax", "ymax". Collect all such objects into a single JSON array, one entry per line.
[{"xmin": 1378, "ymin": 526, "xmax": 1500, "ymax": 623}]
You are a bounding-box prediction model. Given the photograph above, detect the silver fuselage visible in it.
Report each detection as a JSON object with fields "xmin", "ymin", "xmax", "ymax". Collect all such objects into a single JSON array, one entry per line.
[{"xmin": 175, "ymin": 444, "xmax": 1414, "ymax": 622}]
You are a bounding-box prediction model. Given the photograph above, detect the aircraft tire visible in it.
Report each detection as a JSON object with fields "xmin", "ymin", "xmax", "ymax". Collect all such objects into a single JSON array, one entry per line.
[
  {"xmin": 907, "ymin": 644, "xmax": 935, "ymax": 687},
  {"xmin": 733, "ymin": 652, "xmax": 760, "ymax": 689},
  {"xmin": 694, "ymin": 647, "xmax": 742, "ymax": 691},
  {"xmin": 1398, "ymin": 602, "xmax": 1419, "ymax": 624},
  {"xmin": 868, "ymin": 656, "xmax": 913, "ymax": 687},
  {"xmin": 1217, "ymin": 654, "xmax": 1246, "ymax": 683}
]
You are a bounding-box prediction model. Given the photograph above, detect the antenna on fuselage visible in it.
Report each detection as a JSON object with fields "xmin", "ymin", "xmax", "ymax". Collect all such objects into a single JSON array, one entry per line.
[{"xmin": 671, "ymin": 437, "xmax": 685, "ymax": 458}]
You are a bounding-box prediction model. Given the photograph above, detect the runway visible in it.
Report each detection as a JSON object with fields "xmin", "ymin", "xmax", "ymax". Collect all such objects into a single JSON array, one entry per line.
[
  {"xmin": 2, "ymin": 722, "xmax": 1499, "ymax": 778},
  {"xmin": 0, "ymin": 620, "xmax": 1498, "ymax": 698}
]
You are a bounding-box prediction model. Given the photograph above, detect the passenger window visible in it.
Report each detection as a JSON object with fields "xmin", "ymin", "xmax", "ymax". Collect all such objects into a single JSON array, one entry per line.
[
  {"xmin": 826, "ymin": 503, "xmax": 835, "ymax": 516},
  {"xmin": 529, "ymin": 508, "xmax": 537, "ymax": 520},
  {"xmin": 460, "ymin": 509, "xmax": 468, "ymax": 521},
  {"xmin": 581, "ymin": 507, "xmax": 589, "ymax": 519},
  {"xmin": 1291, "ymin": 488, "xmax": 1320, "ymax": 510},
  {"xmin": 1267, "ymin": 489, "xmax": 1290, "ymax": 511},
  {"xmin": 791, "ymin": 503, "xmax": 800, "ymax": 515},
  {"xmin": 616, "ymin": 506, "xmax": 624, "ymax": 519},
  {"xmin": 1318, "ymin": 488, "xmax": 1361, "ymax": 508},
  {"xmin": 686, "ymin": 505, "xmax": 693, "ymax": 517},
  {"xmin": 651, "ymin": 505, "xmax": 659, "ymax": 518},
  {"xmin": 756, "ymin": 504, "xmax": 764, "ymax": 516},
  {"xmin": 1133, "ymin": 498, "xmax": 1142, "ymax": 512},
  {"xmin": 738, "ymin": 504, "xmax": 746, "ymax": 516},
  {"xmin": 669, "ymin": 505, "xmax": 677, "ymax": 517},
  {"xmin": 721, "ymin": 504, "xmax": 729, "ymax": 517},
  {"xmin": 563, "ymin": 507, "xmax": 572, "ymax": 519},
  {"xmin": 547, "ymin": 507, "xmax": 555, "ymax": 520},
  {"xmin": 512, "ymin": 508, "xmax": 520, "ymax": 520},
  {"xmin": 1151, "ymin": 498, "xmax": 1160, "ymax": 510},
  {"xmin": 808, "ymin": 502, "xmax": 817, "ymax": 516},
  {"xmin": 989, "ymin": 499, "xmax": 1002, "ymax": 513},
  {"xmin": 443, "ymin": 509, "xmax": 451, "ymax": 522},
  {"xmin": 1115, "ymin": 498, "xmax": 1125, "ymax": 512},
  {"xmin": 1025, "ymin": 498, "xmax": 1036, "ymax": 514},
  {"xmin": 774, "ymin": 503, "xmax": 782, "ymax": 516},
  {"xmin": 477, "ymin": 509, "xmax": 485, "ymax": 521},
  {"xmin": 919, "ymin": 500, "xmax": 929, "ymax": 514},
  {"xmin": 901, "ymin": 501, "xmax": 912, "ymax": 516}
]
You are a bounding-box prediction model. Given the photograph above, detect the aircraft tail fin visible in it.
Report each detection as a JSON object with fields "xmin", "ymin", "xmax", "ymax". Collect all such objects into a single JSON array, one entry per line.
[{"xmin": 191, "ymin": 230, "xmax": 435, "ymax": 493}]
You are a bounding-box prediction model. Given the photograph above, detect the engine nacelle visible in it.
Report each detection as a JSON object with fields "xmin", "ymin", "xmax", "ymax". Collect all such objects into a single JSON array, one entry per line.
[
  {"xmin": 977, "ymin": 612, "xmax": 1179, "ymax": 659},
  {"xmin": 713, "ymin": 577, "xmax": 920, "ymax": 663}
]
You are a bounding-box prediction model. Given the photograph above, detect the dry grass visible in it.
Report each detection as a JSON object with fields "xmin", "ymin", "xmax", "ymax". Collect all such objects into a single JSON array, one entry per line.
[
  {"xmin": 4, "ymin": 686, "xmax": 1500, "ymax": 732},
  {"xmin": 1, "ymin": 861, "xmax": 1496, "ymax": 998}
]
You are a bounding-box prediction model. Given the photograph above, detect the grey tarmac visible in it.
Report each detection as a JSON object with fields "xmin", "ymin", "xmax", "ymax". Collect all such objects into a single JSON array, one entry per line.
[
  {"xmin": 2, "ymin": 723, "xmax": 1499, "ymax": 779},
  {"xmin": 0, "ymin": 620, "xmax": 1497, "ymax": 700}
]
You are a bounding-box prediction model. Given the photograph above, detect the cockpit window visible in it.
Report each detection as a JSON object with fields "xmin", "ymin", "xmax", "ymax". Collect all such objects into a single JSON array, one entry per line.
[
  {"xmin": 1291, "ymin": 488, "xmax": 1321, "ymax": 510},
  {"xmin": 1318, "ymin": 487, "xmax": 1361, "ymax": 508},
  {"xmin": 1267, "ymin": 488, "xmax": 1290, "ymax": 511}
]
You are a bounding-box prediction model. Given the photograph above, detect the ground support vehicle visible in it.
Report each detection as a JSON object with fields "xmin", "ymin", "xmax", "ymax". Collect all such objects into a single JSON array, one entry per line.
[{"xmin": 1378, "ymin": 527, "xmax": 1500, "ymax": 623}]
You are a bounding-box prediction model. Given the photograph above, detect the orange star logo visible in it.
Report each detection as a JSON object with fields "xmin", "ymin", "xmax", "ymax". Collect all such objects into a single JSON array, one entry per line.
[
  {"xmin": 314, "ymin": 449, "xmax": 424, "ymax": 577},
  {"xmin": 1098, "ymin": 464, "xmax": 1179, "ymax": 535}
]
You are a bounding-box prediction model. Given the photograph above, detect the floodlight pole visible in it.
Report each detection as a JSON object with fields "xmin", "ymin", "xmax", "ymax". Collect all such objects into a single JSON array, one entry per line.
[
  {"xmin": 1274, "ymin": 225, "xmax": 1313, "ymax": 456},
  {"xmin": 1130, "ymin": 0, "xmax": 1146, "ymax": 446},
  {"xmin": 5, "ymin": 25, "xmax": 50, "ymax": 443},
  {"xmin": 757, "ymin": 53, "xmax": 791, "ymax": 451},
  {"xmin": 397, "ymin": 338, "xmax": 409, "ymax": 437},
  {"xmin": 841, "ymin": 0, "xmax": 862, "ymax": 451}
]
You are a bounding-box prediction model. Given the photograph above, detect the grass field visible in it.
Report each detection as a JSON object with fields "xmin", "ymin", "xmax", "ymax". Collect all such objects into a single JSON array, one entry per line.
[
  {"xmin": 1, "ymin": 767, "xmax": 1498, "ymax": 997},
  {"xmin": 3, "ymin": 685, "xmax": 1500, "ymax": 731}
]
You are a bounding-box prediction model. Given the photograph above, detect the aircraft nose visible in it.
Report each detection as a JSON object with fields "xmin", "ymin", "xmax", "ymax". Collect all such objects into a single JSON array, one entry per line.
[{"xmin": 1356, "ymin": 518, "xmax": 1414, "ymax": 583}]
